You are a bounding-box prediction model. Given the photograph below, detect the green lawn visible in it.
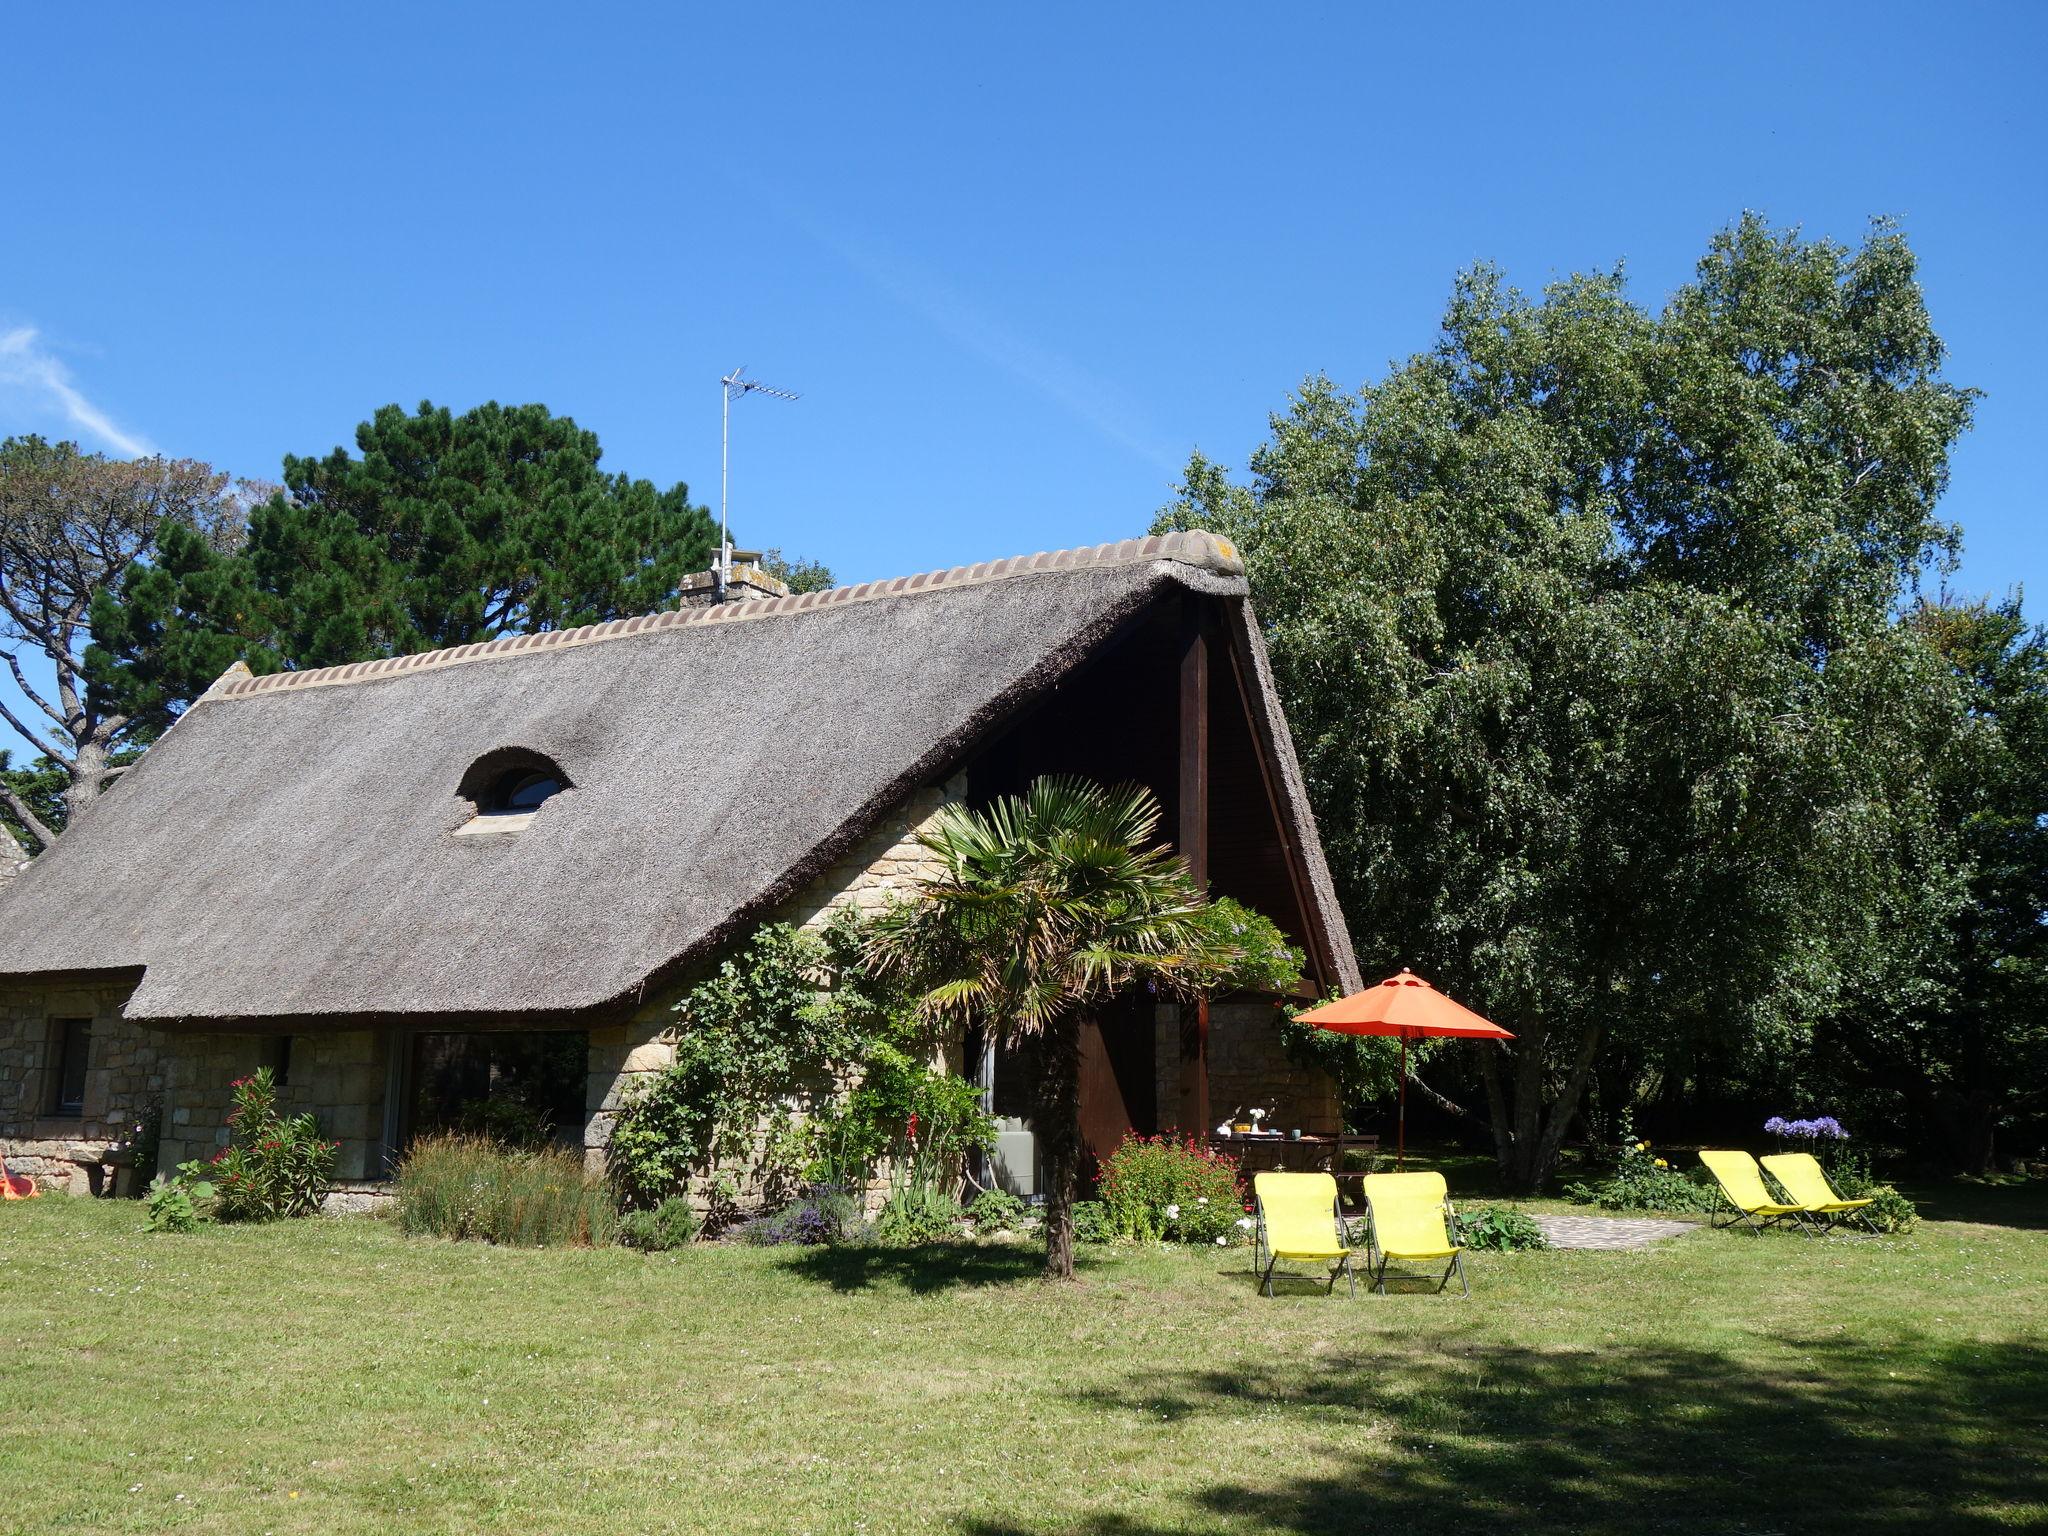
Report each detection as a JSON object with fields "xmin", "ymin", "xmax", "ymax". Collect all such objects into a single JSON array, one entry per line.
[{"xmin": 2, "ymin": 1185, "xmax": 2043, "ymax": 1535}]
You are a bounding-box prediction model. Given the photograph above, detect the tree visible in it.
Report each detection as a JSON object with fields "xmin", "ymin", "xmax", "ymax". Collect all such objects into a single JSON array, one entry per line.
[
  {"xmin": 90, "ymin": 400, "xmax": 719, "ymax": 728},
  {"xmin": 1156, "ymin": 215, "xmax": 1976, "ymax": 1190},
  {"xmin": 759, "ymin": 548, "xmax": 835, "ymax": 594},
  {"xmin": 0, "ymin": 749, "xmax": 66, "ymax": 860},
  {"xmin": 863, "ymin": 777, "xmax": 1278, "ymax": 1279},
  {"xmin": 0, "ymin": 436, "xmax": 245, "ymax": 848},
  {"xmin": 1822, "ymin": 597, "xmax": 2048, "ymax": 1171}
]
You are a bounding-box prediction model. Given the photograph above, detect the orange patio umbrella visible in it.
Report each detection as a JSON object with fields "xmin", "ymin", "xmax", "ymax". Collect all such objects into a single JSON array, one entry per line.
[{"xmin": 1296, "ymin": 969, "xmax": 1513, "ymax": 1168}]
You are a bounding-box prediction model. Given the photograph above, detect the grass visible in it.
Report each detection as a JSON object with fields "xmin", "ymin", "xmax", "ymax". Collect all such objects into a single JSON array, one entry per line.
[{"xmin": 1, "ymin": 1181, "xmax": 2044, "ymax": 1534}]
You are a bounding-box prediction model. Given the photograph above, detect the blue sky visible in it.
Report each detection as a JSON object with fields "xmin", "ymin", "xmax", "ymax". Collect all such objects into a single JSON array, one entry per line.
[{"xmin": 2, "ymin": 4, "xmax": 2041, "ymax": 748}]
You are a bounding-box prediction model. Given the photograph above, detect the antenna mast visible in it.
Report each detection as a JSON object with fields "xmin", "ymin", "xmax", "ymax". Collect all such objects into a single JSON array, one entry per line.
[{"xmin": 719, "ymin": 365, "xmax": 800, "ymax": 596}]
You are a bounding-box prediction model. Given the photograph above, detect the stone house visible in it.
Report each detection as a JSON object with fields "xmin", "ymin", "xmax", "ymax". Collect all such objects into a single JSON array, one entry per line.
[{"xmin": 0, "ymin": 532, "xmax": 1360, "ymax": 1202}]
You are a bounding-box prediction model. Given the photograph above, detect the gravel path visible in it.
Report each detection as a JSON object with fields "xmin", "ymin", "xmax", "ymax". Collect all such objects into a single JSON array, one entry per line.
[{"xmin": 1531, "ymin": 1213, "xmax": 1699, "ymax": 1250}]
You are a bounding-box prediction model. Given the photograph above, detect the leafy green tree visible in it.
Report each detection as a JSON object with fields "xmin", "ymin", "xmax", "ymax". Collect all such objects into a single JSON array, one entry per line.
[
  {"xmin": 0, "ymin": 748, "xmax": 73, "ymax": 860},
  {"xmin": 1821, "ymin": 597, "xmax": 2048, "ymax": 1171},
  {"xmin": 864, "ymin": 776, "xmax": 1296, "ymax": 1279},
  {"xmin": 758, "ymin": 548, "xmax": 835, "ymax": 594},
  {"xmin": 89, "ymin": 401, "xmax": 718, "ymax": 727},
  {"xmin": 1157, "ymin": 215, "xmax": 1976, "ymax": 1191},
  {"xmin": 0, "ymin": 436, "xmax": 244, "ymax": 847}
]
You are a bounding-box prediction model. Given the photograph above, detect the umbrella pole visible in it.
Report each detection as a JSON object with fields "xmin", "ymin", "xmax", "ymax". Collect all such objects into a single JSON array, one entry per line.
[{"xmin": 1398, "ymin": 1034, "xmax": 1407, "ymax": 1170}]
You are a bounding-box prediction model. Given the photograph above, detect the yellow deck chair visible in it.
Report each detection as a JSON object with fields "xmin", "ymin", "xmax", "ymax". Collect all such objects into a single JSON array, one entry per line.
[
  {"xmin": 1761, "ymin": 1153, "xmax": 1879, "ymax": 1234},
  {"xmin": 1359, "ymin": 1171, "xmax": 1467, "ymax": 1297},
  {"xmin": 1251, "ymin": 1172, "xmax": 1357, "ymax": 1298},
  {"xmin": 1699, "ymin": 1149, "xmax": 1811, "ymax": 1235}
]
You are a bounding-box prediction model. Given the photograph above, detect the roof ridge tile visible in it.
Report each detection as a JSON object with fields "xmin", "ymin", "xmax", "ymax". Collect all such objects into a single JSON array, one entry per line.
[{"xmin": 211, "ymin": 529, "xmax": 1241, "ymax": 702}]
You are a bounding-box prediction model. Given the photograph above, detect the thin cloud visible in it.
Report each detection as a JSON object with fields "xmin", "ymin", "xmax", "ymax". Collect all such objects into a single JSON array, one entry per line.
[
  {"xmin": 734, "ymin": 176, "xmax": 1179, "ymax": 473},
  {"xmin": 0, "ymin": 326, "xmax": 153, "ymax": 457}
]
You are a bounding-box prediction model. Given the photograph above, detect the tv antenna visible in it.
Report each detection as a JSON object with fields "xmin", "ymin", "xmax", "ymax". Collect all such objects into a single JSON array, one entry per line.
[{"xmin": 719, "ymin": 365, "xmax": 800, "ymax": 594}]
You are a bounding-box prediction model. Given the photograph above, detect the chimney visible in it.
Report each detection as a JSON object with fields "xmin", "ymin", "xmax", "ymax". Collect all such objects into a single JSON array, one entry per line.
[{"xmin": 677, "ymin": 550, "xmax": 792, "ymax": 608}]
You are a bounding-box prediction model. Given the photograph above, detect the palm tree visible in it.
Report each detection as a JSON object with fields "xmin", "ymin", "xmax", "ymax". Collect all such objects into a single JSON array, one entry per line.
[{"xmin": 864, "ymin": 775, "xmax": 1243, "ymax": 1279}]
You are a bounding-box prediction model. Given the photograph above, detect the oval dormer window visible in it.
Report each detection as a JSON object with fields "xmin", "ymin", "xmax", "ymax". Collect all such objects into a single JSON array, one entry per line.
[
  {"xmin": 454, "ymin": 750, "xmax": 571, "ymax": 836},
  {"xmin": 485, "ymin": 768, "xmax": 564, "ymax": 816}
]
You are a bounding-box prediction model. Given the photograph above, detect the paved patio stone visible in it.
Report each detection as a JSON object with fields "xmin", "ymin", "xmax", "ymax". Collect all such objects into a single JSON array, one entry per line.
[{"xmin": 1531, "ymin": 1213, "xmax": 1699, "ymax": 1250}]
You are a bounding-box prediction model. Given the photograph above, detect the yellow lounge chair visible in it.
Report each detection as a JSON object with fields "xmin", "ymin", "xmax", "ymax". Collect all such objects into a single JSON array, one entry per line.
[
  {"xmin": 1359, "ymin": 1171, "xmax": 1468, "ymax": 1297},
  {"xmin": 1251, "ymin": 1171, "xmax": 1357, "ymax": 1298},
  {"xmin": 1699, "ymin": 1149, "xmax": 1812, "ymax": 1236},
  {"xmin": 1761, "ymin": 1152, "xmax": 1879, "ymax": 1234}
]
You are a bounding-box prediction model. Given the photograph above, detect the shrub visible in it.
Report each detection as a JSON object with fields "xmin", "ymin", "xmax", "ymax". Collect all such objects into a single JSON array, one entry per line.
[
  {"xmin": 745, "ymin": 1190, "xmax": 860, "ymax": 1246},
  {"xmin": 1458, "ymin": 1205, "xmax": 1550, "ymax": 1252},
  {"xmin": 607, "ymin": 914, "xmax": 991, "ymax": 1219},
  {"xmin": 607, "ymin": 923, "xmax": 855, "ymax": 1211},
  {"xmin": 967, "ymin": 1187, "xmax": 1028, "ymax": 1231},
  {"xmin": 210, "ymin": 1069, "xmax": 337, "ymax": 1222},
  {"xmin": 824, "ymin": 1051, "xmax": 996, "ymax": 1194},
  {"xmin": 1071, "ymin": 1200, "xmax": 1112, "ymax": 1244},
  {"xmin": 396, "ymin": 1134, "xmax": 617, "ymax": 1247},
  {"xmin": 874, "ymin": 1184, "xmax": 962, "ymax": 1246},
  {"xmin": 1857, "ymin": 1184, "xmax": 1919, "ymax": 1234},
  {"xmin": 1563, "ymin": 1116, "xmax": 1714, "ymax": 1213},
  {"xmin": 1098, "ymin": 1133, "xmax": 1247, "ymax": 1243},
  {"xmin": 617, "ymin": 1196, "xmax": 701, "ymax": 1252},
  {"xmin": 144, "ymin": 1161, "xmax": 214, "ymax": 1233},
  {"xmin": 119, "ymin": 1101, "xmax": 164, "ymax": 1189}
]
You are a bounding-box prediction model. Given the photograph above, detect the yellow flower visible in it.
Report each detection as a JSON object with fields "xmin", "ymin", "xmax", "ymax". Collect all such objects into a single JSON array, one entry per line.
[
  {"xmin": 1654, "ymin": 1158, "xmax": 1669, "ymax": 1168},
  {"xmin": 1637, "ymin": 1140, "xmax": 1650, "ymax": 1151}
]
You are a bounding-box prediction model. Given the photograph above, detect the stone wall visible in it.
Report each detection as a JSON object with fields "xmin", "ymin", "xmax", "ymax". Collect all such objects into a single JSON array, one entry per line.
[
  {"xmin": 1154, "ymin": 1000, "xmax": 1340, "ymax": 1138},
  {"xmin": 0, "ymin": 976, "xmax": 164, "ymax": 1192},
  {"xmin": 156, "ymin": 1030, "xmax": 388, "ymax": 1182},
  {"xmin": 580, "ymin": 777, "xmax": 967, "ymax": 1207},
  {"xmin": 770, "ymin": 777, "xmax": 965, "ymax": 931}
]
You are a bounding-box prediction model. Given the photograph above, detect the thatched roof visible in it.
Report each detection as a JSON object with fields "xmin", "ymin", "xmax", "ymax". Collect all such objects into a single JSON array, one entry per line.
[{"xmin": 0, "ymin": 531, "xmax": 1357, "ymax": 1023}]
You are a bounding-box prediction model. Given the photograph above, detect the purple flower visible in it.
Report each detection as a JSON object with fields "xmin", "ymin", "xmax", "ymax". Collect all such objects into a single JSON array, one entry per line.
[{"xmin": 1766, "ymin": 1113, "xmax": 1848, "ymax": 1141}]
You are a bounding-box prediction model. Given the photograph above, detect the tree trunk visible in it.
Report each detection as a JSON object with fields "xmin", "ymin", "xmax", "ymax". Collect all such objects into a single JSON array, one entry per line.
[
  {"xmin": 1037, "ymin": 1013, "xmax": 1084, "ymax": 1281},
  {"xmin": 1936, "ymin": 1088, "xmax": 2000, "ymax": 1175},
  {"xmin": 64, "ymin": 736, "xmax": 110, "ymax": 831},
  {"xmin": 1480, "ymin": 1020, "xmax": 1602, "ymax": 1195}
]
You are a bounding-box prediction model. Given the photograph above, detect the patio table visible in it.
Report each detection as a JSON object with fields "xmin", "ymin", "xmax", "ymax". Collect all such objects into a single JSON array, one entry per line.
[{"xmin": 1206, "ymin": 1132, "xmax": 1379, "ymax": 1179}]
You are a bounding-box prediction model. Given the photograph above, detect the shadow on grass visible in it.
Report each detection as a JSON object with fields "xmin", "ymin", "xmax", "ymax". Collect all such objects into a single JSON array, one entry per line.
[
  {"xmin": 1219, "ymin": 1259, "xmax": 1455, "ymax": 1299},
  {"xmin": 1900, "ymin": 1176, "xmax": 2048, "ymax": 1231},
  {"xmin": 776, "ymin": 1240, "xmax": 1059, "ymax": 1294},
  {"xmin": 958, "ymin": 1335, "xmax": 2048, "ymax": 1535}
]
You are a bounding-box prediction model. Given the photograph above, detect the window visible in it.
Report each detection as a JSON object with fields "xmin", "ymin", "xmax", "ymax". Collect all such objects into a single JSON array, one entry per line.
[
  {"xmin": 407, "ymin": 1030, "xmax": 589, "ymax": 1149},
  {"xmin": 266, "ymin": 1035, "xmax": 293, "ymax": 1088},
  {"xmin": 453, "ymin": 750, "xmax": 572, "ymax": 835},
  {"xmin": 48, "ymin": 1019, "xmax": 91, "ymax": 1116},
  {"xmin": 483, "ymin": 768, "xmax": 564, "ymax": 815}
]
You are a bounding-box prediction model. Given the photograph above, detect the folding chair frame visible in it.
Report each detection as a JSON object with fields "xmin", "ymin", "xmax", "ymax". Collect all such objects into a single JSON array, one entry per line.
[
  {"xmin": 1253, "ymin": 1189, "xmax": 1358, "ymax": 1299},
  {"xmin": 1363, "ymin": 1197, "xmax": 1469, "ymax": 1298},
  {"xmin": 1756, "ymin": 1155, "xmax": 1885, "ymax": 1237},
  {"xmin": 1806, "ymin": 1204, "xmax": 1883, "ymax": 1237},
  {"xmin": 1707, "ymin": 1186, "xmax": 1814, "ymax": 1237}
]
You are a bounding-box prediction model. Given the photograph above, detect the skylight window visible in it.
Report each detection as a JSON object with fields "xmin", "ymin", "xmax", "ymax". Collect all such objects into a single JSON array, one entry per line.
[
  {"xmin": 454, "ymin": 750, "xmax": 571, "ymax": 836},
  {"xmin": 485, "ymin": 768, "xmax": 564, "ymax": 816}
]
